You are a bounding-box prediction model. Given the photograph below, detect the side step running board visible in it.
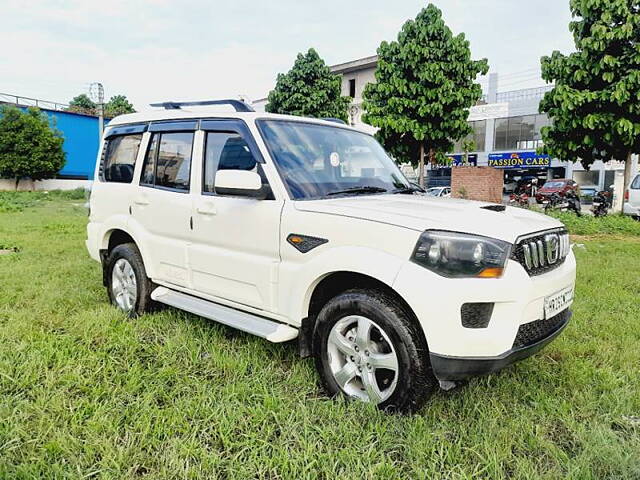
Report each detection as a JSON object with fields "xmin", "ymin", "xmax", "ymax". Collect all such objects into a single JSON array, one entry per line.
[{"xmin": 151, "ymin": 287, "xmax": 299, "ymax": 343}]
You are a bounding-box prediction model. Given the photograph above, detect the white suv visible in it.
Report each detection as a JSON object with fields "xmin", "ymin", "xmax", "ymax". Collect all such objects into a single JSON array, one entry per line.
[
  {"xmin": 87, "ymin": 99, "xmax": 576, "ymax": 412},
  {"xmin": 624, "ymin": 174, "xmax": 640, "ymax": 219}
]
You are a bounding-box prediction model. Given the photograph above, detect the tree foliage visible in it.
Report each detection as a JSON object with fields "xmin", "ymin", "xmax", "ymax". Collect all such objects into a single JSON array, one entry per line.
[
  {"xmin": 105, "ymin": 95, "xmax": 136, "ymax": 117},
  {"xmin": 0, "ymin": 106, "xmax": 66, "ymax": 188},
  {"xmin": 539, "ymin": 0, "xmax": 640, "ymax": 182},
  {"xmin": 67, "ymin": 94, "xmax": 96, "ymax": 115},
  {"xmin": 363, "ymin": 4, "xmax": 488, "ymax": 168},
  {"xmin": 266, "ymin": 48, "xmax": 350, "ymax": 122}
]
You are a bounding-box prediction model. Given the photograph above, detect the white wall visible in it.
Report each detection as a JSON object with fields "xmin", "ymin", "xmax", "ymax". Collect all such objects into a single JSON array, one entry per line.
[{"xmin": 0, "ymin": 178, "xmax": 90, "ymax": 191}]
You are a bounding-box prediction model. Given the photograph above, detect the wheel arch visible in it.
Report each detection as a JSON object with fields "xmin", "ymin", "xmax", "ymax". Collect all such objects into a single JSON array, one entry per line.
[
  {"xmin": 298, "ymin": 270, "xmax": 424, "ymax": 357},
  {"xmin": 100, "ymin": 227, "xmax": 155, "ymax": 284}
]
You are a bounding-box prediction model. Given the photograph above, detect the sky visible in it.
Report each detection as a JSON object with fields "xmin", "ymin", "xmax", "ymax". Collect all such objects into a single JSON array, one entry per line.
[{"xmin": 0, "ymin": 0, "xmax": 575, "ymax": 110}]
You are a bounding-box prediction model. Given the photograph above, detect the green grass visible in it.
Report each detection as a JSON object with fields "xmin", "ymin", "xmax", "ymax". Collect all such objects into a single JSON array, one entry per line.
[
  {"xmin": 0, "ymin": 188, "xmax": 86, "ymax": 213},
  {"xmin": 0, "ymin": 196, "xmax": 639, "ymax": 479},
  {"xmin": 545, "ymin": 210, "xmax": 640, "ymax": 236}
]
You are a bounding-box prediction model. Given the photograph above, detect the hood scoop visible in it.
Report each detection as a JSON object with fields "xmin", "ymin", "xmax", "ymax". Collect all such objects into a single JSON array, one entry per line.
[{"xmin": 481, "ymin": 205, "xmax": 506, "ymax": 212}]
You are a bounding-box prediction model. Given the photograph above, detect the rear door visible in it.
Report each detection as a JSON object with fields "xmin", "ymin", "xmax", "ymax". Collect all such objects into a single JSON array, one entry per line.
[{"xmin": 131, "ymin": 121, "xmax": 197, "ymax": 287}]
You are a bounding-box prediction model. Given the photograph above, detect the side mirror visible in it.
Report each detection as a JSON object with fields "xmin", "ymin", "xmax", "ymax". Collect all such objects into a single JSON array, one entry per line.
[{"xmin": 214, "ymin": 170, "xmax": 267, "ymax": 199}]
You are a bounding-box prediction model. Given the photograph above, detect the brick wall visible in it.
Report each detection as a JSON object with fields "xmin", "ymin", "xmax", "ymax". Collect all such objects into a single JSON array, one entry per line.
[{"xmin": 451, "ymin": 167, "xmax": 503, "ymax": 203}]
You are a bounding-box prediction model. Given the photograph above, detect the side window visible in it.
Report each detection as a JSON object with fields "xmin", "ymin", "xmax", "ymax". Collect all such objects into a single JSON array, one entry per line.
[
  {"xmin": 102, "ymin": 134, "xmax": 142, "ymax": 183},
  {"xmin": 140, "ymin": 132, "xmax": 194, "ymax": 191},
  {"xmin": 631, "ymin": 175, "xmax": 640, "ymax": 190},
  {"xmin": 203, "ymin": 132, "xmax": 258, "ymax": 193}
]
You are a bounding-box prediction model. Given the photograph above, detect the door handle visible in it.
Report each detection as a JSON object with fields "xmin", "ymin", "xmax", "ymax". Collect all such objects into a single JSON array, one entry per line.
[
  {"xmin": 134, "ymin": 198, "xmax": 150, "ymax": 206},
  {"xmin": 196, "ymin": 205, "xmax": 217, "ymax": 215}
]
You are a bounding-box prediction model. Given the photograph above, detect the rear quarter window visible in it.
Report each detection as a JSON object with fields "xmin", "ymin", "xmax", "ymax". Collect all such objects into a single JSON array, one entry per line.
[
  {"xmin": 101, "ymin": 135, "xmax": 143, "ymax": 183},
  {"xmin": 631, "ymin": 175, "xmax": 640, "ymax": 190}
]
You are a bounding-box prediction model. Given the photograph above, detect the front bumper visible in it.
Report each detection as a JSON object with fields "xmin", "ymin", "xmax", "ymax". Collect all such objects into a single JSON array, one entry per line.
[
  {"xmin": 392, "ymin": 249, "xmax": 576, "ymax": 359},
  {"xmin": 429, "ymin": 309, "xmax": 571, "ymax": 381}
]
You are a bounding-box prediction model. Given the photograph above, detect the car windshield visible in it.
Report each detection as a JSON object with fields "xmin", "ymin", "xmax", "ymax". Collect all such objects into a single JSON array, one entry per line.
[
  {"xmin": 257, "ymin": 120, "xmax": 410, "ymax": 199},
  {"xmin": 425, "ymin": 188, "xmax": 441, "ymax": 196},
  {"xmin": 543, "ymin": 181, "xmax": 566, "ymax": 188}
]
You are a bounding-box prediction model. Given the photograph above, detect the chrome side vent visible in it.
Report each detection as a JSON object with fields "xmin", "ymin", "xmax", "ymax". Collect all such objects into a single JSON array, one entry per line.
[{"xmin": 513, "ymin": 229, "xmax": 570, "ymax": 276}]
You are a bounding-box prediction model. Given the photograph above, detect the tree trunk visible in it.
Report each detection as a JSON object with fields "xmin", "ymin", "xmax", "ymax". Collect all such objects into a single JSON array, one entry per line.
[
  {"xmin": 429, "ymin": 148, "xmax": 435, "ymax": 167},
  {"xmin": 621, "ymin": 151, "xmax": 634, "ymax": 213},
  {"xmin": 418, "ymin": 143, "xmax": 425, "ymax": 188},
  {"xmin": 14, "ymin": 177, "xmax": 19, "ymax": 191}
]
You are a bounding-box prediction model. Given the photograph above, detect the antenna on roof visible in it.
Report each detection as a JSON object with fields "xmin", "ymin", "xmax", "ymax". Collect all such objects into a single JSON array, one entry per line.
[{"xmin": 149, "ymin": 99, "xmax": 255, "ymax": 112}]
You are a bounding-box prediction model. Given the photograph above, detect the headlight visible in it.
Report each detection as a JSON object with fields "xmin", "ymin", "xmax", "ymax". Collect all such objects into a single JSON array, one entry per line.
[{"xmin": 411, "ymin": 230, "xmax": 512, "ymax": 278}]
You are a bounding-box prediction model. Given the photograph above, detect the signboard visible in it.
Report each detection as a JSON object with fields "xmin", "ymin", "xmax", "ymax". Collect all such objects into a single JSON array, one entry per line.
[
  {"xmin": 468, "ymin": 102, "xmax": 509, "ymax": 121},
  {"xmin": 488, "ymin": 152, "xmax": 550, "ymax": 169},
  {"xmin": 447, "ymin": 154, "xmax": 478, "ymax": 167}
]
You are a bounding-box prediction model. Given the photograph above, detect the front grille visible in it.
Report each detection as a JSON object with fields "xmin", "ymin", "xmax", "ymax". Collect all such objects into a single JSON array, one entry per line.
[
  {"xmin": 511, "ymin": 228, "xmax": 570, "ymax": 276},
  {"xmin": 512, "ymin": 309, "xmax": 570, "ymax": 348}
]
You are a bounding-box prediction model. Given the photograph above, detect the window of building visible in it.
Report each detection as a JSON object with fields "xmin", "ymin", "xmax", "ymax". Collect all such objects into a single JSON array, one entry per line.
[
  {"xmin": 451, "ymin": 120, "xmax": 486, "ymax": 153},
  {"xmin": 102, "ymin": 134, "xmax": 142, "ymax": 183},
  {"xmin": 203, "ymin": 132, "xmax": 257, "ymax": 193},
  {"xmin": 349, "ymin": 78, "xmax": 356, "ymax": 98},
  {"xmin": 140, "ymin": 132, "xmax": 194, "ymax": 191},
  {"xmin": 493, "ymin": 114, "xmax": 550, "ymax": 151}
]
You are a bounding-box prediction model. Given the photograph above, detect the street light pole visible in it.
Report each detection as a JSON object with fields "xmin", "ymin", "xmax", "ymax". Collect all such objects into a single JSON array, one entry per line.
[{"xmin": 89, "ymin": 82, "xmax": 105, "ymax": 139}]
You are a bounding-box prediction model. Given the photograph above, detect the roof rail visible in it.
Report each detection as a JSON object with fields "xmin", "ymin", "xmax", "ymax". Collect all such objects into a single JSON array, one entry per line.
[
  {"xmin": 321, "ymin": 117, "xmax": 347, "ymax": 125},
  {"xmin": 149, "ymin": 99, "xmax": 255, "ymax": 112}
]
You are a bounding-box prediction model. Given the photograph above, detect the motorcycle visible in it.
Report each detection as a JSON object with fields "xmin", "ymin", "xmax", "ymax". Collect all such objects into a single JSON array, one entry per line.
[
  {"xmin": 509, "ymin": 192, "xmax": 530, "ymax": 208},
  {"xmin": 543, "ymin": 190, "xmax": 582, "ymax": 216},
  {"xmin": 591, "ymin": 190, "xmax": 610, "ymax": 217}
]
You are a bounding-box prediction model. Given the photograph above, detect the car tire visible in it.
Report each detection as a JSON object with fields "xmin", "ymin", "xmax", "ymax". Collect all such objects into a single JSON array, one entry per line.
[
  {"xmin": 312, "ymin": 288, "xmax": 437, "ymax": 413},
  {"xmin": 105, "ymin": 243, "xmax": 156, "ymax": 317}
]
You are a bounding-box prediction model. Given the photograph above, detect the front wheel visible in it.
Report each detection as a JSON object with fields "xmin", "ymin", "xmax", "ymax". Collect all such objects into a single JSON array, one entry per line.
[{"xmin": 313, "ymin": 289, "xmax": 436, "ymax": 413}]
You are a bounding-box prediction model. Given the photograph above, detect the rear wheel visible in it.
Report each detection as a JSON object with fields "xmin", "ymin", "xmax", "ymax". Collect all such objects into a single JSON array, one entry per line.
[
  {"xmin": 313, "ymin": 289, "xmax": 436, "ymax": 413},
  {"xmin": 106, "ymin": 243, "xmax": 155, "ymax": 317}
]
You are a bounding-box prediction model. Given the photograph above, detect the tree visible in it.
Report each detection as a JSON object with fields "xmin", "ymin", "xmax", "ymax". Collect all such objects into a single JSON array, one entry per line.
[
  {"xmin": 0, "ymin": 105, "xmax": 66, "ymax": 190},
  {"xmin": 105, "ymin": 95, "xmax": 135, "ymax": 117},
  {"xmin": 67, "ymin": 93, "xmax": 96, "ymax": 115},
  {"xmin": 362, "ymin": 4, "xmax": 488, "ymax": 186},
  {"xmin": 266, "ymin": 48, "xmax": 350, "ymax": 122},
  {"xmin": 462, "ymin": 139, "xmax": 476, "ymax": 165},
  {"xmin": 539, "ymin": 0, "xmax": 640, "ymax": 211}
]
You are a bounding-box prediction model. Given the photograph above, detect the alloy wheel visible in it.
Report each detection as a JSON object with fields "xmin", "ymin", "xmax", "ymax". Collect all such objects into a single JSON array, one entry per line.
[
  {"xmin": 326, "ymin": 315, "xmax": 399, "ymax": 404},
  {"xmin": 111, "ymin": 258, "xmax": 137, "ymax": 313}
]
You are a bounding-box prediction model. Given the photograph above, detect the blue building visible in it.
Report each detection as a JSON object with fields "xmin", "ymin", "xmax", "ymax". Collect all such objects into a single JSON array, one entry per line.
[{"xmin": 1, "ymin": 96, "xmax": 105, "ymax": 188}]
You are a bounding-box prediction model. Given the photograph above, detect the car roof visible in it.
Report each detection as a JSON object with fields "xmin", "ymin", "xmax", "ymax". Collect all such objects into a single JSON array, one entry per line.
[{"xmin": 106, "ymin": 108, "xmax": 363, "ymax": 132}]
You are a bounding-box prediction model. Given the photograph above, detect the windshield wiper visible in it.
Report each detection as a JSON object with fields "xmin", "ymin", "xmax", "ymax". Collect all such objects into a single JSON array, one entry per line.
[
  {"xmin": 392, "ymin": 185, "xmax": 424, "ymax": 194},
  {"xmin": 326, "ymin": 186, "xmax": 388, "ymax": 196}
]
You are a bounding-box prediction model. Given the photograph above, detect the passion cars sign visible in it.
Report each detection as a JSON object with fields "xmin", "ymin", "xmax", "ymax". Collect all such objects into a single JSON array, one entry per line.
[{"xmin": 488, "ymin": 152, "xmax": 550, "ymax": 169}]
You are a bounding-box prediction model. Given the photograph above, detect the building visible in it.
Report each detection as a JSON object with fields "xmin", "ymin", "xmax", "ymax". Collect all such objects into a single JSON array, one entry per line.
[
  {"xmin": 0, "ymin": 93, "xmax": 104, "ymax": 190},
  {"xmin": 328, "ymin": 56, "xmax": 639, "ymax": 191}
]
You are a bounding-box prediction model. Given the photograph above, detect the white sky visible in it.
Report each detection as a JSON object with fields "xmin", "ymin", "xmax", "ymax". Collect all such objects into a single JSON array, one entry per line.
[{"xmin": 0, "ymin": 0, "xmax": 575, "ymax": 110}]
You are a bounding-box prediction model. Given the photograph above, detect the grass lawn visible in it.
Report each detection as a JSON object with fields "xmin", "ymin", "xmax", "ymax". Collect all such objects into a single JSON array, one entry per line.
[{"xmin": 0, "ymin": 193, "xmax": 639, "ymax": 479}]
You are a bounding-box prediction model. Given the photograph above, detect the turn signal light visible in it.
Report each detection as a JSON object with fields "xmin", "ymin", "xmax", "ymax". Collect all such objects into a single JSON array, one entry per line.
[
  {"xmin": 476, "ymin": 268, "xmax": 504, "ymax": 278},
  {"xmin": 625, "ymin": 190, "xmax": 629, "ymax": 201}
]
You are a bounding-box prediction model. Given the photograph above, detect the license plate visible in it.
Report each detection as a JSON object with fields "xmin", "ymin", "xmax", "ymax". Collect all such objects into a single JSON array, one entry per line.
[{"xmin": 544, "ymin": 286, "xmax": 574, "ymax": 319}]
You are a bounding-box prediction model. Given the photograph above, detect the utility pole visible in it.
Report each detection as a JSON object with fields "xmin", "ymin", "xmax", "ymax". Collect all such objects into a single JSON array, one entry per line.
[{"xmin": 89, "ymin": 82, "xmax": 105, "ymax": 139}]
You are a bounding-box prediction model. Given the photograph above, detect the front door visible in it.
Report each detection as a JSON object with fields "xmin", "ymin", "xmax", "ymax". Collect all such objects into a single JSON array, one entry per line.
[{"xmin": 189, "ymin": 122, "xmax": 283, "ymax": 312}]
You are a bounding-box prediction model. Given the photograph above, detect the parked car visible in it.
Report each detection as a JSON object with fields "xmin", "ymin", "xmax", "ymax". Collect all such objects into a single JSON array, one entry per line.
[
  {"xmin": 503, "ymin": 180, "xmax": 518, "ymax": 194},
  {"xmin": 624, "ymin": 174, "xmax": 640, "ymax": 219},
  {"xmin": 578, "ymin": 184, "xmax": 598, "ymax": 203},
  {"xmin": 86, "ymin": 99, "xmax": 576, "ymax": 412},
  {"xmin": 535, "ymin": 179, "xmax": 579, "ymax": 204},
  {"xmin": 424, "ymin": 186, "xmax": 451, "ymax": 197}
]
